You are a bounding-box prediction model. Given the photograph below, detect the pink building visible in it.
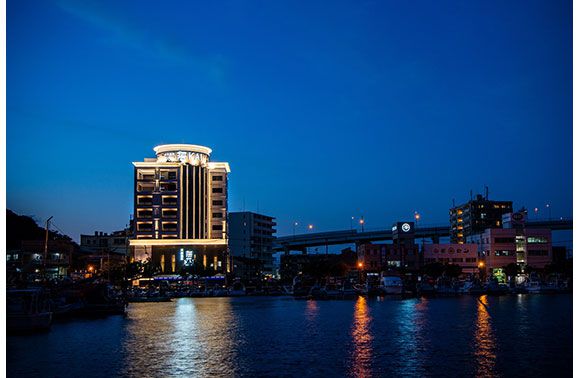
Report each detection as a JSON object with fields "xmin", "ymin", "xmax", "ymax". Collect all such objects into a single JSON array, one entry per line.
[
  {"xmin": 423, "ymin": 244, "xmax": 478, "ymax": 274},
  {"xmin": 467, "ymin": 228, "xmax": 552, "ymax": 273}
]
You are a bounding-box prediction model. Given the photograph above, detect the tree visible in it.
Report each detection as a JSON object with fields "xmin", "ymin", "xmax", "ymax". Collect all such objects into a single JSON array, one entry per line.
[
  {"xmin": 502, "ymin": 263, "xmax": 520, "ymax": 278},
  {"xmin": 443, "ymin": 264, "xmax": 462, "ymax": 278},
  {"xmin": 142, "ymin": 258, "xmax": 161, "ymax": 278},
  {"xmin": 422, "ymin": 262, "xmax": 445, "ymax": 278}
]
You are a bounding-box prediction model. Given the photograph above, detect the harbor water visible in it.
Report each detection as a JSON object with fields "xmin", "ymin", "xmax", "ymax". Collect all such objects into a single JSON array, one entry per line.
[{"xmin": 7, "ymin": 295, "xmax": 572, "ymax": 377}]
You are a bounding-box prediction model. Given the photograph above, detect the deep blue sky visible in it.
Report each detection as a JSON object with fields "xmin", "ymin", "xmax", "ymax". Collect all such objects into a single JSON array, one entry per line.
[{"xmin": 7, "ymin": 0, "xmax": 572, "ymax": 242}]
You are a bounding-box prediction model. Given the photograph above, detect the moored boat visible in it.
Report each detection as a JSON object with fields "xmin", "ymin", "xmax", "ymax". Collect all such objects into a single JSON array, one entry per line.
[
  {"xmin": 8, "ymin": 289, "xmax": 52, "ymax": 333},
  {"xmin": 379, "ymin": 276, "xmax": 403, "ymax": 295}
]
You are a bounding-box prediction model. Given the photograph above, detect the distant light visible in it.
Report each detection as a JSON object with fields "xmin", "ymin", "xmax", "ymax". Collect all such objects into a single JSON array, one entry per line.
[
  {"xmin": 358, "ymin": 262, "xmax": 363, "ymax": 268},
  {"xmin": 359, "ymin": 219, "xmax": 364, "ymax": 224},
  {"xmin": 308, "ymin": 224, "xmax": 313, "ymax": 230},
  {"xmin": 478, "ymin": 262, "xmax": 484, "ymax": 268}
]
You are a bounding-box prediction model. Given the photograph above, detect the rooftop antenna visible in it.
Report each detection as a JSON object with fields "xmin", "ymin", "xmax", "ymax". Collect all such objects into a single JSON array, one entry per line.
[
  {"xmin": 470, "ymin": 190, "xmax": 473, "ymax": 201},
  {"xmin": 485, "ymin": 185, "xmax": 489, "ymax": 200}
]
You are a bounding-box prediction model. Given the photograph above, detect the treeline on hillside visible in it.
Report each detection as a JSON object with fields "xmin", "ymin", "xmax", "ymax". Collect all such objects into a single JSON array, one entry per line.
[{"xmin": 6, "ymin": 209, "xmax": 75, "ymax": 249}]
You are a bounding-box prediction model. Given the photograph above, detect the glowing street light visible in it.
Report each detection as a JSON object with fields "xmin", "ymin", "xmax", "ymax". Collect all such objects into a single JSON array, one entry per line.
[
  {"xmin": 358, "ymin": 262, "xmax": 363, "ymax": 269},
  {"xmin": 293, "ymin": 221, "xmax": 298, "ymax": 236},
  {"xmin": 350, "ymin": 216, "xmax": 355, "ymax": 230},
  {"xmin": 546, "ymin": 203, "xmax": 551, "ymax": 220},
  {"xmin": 308, "ymin": 224, "xmax": 314, "ymax": 231},
  {"xmin": 359, "ymin": 217, "xmax": 365, "ymax": 232}
]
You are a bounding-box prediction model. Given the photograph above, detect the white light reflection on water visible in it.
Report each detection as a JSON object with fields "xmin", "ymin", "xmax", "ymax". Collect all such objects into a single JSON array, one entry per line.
[
  {"xmin": 393, "ymin": 298, "xmax": 429, "ymax": 376},
  {"xmin": 122, "ymin": 298, "xmax": 238, "ymax": 377}
]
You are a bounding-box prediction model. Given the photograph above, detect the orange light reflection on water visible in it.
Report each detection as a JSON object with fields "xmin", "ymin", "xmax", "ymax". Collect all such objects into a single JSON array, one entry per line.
[
  {"xmin": 351, "ymin": 296, "xmax": 372, "ymax": 378},
  {"xmin": 305, "ymin": 299, "xmax": 319, "ymax": 321},
  {"xmin": 474, "ymin": 295, "xmax": 497, "ymax": 377}
]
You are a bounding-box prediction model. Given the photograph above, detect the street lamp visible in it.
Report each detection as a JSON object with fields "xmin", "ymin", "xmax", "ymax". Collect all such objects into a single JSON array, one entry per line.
[
  {"xmin": 534, "ymin": 207, "xmax": 539, "ymax": 219},
  {"xmin": 359, "ymin": 217, "xmax": 365, "ymax": 232},
  {"xmin": 478, "ymin": 261, "xmax": 485, "ymax": 280},
  {"xmin": 308, "ymin": 224, "xmax": 314, "ymax": 231},
  {"xmin": 293, "ymin": 222, "xmax": 298, "ymax": 236},
  {"xmin": 414, "ymin": 211, "xmax": 420, "ymax": 226},
  {"xmin": 546, "ymin": 203, "xmax": 551, "ymax": 220},
  {"xmin": 350, "ymin": 216, "xmax": 355, "ymax": 230}
]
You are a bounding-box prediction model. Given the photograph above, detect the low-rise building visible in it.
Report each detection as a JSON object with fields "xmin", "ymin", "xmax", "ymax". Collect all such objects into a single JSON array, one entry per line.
[
  {"xmin": 423, "ymin": 244, "xmax": 478, "ymax": 274},
  {"xmin": 357, "ymin": 243, "xmax": 421, "ymax": 272},
  {"xmin": 7, "ymin": 239, "xmax": 76, "ymax": 277},
  {"xmin": 78, "ymin": 229, "xmax": 131, "ymax": 272},
  {"xmin": 467, "ymin": 227, "xmax": 552, "ymax": 274},
  {"xmin": 80, "ymin": 230, "xmax": 130, "ymax": 256}
]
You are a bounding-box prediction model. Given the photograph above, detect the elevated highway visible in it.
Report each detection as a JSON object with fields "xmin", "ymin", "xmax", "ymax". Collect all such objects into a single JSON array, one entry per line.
[{"xmin": 273, "ymin": 219, "xmax": 572, "ymax": 253}]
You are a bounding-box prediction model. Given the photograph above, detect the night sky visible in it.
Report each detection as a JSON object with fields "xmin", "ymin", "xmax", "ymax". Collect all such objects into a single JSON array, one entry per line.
[{"xmin": 7, "ymin": 1, "xmax": 572, "ymax": 243}]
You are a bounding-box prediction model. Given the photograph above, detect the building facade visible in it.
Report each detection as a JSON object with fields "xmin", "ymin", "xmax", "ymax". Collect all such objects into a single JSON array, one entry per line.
[
  {"xmin": 449, "ymin": 194, "xmax": 512, "ymax": 244},
  {"xmin": 467, "ymin": 227, "xmax": 552, "ymax": 274},
  {"xmin": 423, "ymin": 244, "xmax": 479, "ymax": 274},
  {"xmin": 357, "ymin": 222, "xmax": 421, "ymax": 272},
  {"xmin": 80, "ymin": 230, "xmax": 130, "ymax": 256},
  {"xmin": 7, "ymin": 240, "xmax": 76, "ymax": 277},
  {"xmin": 79, "ymin": 230, "xmax": 130, "ymax": 270},
  {"xmin": 130, "ymin": 144, "xmax": 230, "ymax": 274},
  {"xmin": 228, "ymin": 212, "xmax": 276, "ymax": 275}
]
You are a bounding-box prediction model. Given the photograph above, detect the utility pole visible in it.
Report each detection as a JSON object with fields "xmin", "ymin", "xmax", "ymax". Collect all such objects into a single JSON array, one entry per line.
[{"xmin": 44, "ymin": 216, "xmax": 53, "ymax": 278}]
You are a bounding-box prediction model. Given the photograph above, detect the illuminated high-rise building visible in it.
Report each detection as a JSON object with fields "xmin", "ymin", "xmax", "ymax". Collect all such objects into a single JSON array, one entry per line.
[{"xmin": 129, "ymin": 144, "xmax": 230, "ymax": 274}]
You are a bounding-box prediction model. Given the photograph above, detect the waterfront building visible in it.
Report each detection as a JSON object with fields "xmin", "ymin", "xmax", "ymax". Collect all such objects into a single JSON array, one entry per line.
[
  {"xmin": 357, "ymin": 222, "xmax": 421, "ymax": 272},
  {"xmin": 129, "ymin": 144, "xmax": 231, "ymax": 274},
  {"xmin": 79, "ymin": 230, "xmax": 130, "ymax": 270},
  {"xmin": 231, "ymin": 256, "xmax": 263, "ymax": 281},
  {"xmin": 228, "ymin": 212, "xmax": 276, "ymax": 275},
  {"xmin": 466, "ymin": 212, "xmax": 551, "ymax": 274},
  {"xmin": 356, "ymin": 243, "xmax": 422, "ymax": 272},
  {"xmin": 80, "ymin": 230, "xmax": 130, "ymax": 256},
  {"xmin": 450, "ymin": 193, "xmax": 513, "ymax": 244},
  {"xmin": 392, "ymin": 221, "xmax": 421, "ymax": 270},
  {"xmin": 7, "ymin": 239, "xmax": 76, "ymax": 277},
  {"xmin": 356, "ymin": 243, "xmax": 386, "ymax": 272},
  {"xmin": 423, "ymin": 244, "xmax": 478, "ymax": 274}
]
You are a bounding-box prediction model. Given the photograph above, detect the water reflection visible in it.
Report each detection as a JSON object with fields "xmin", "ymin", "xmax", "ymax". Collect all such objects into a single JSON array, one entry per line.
[
  {"xmin": 474, "ymin": 295, "xmax": 497, "ymax": 377},
  {"xmin": 394, "ymin": 298, "xmax": 428, "ymax": 376},
  {"xmin": 122, "ymin": 298, "xmax": 239, "ymax": 377},
  {"xmin": 305, "ymin": 299, "xmax": 319, "ymax": 321},
  {"xmin": 351, "ymin": 296, "xmax": 372, "ymax": 378}
]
